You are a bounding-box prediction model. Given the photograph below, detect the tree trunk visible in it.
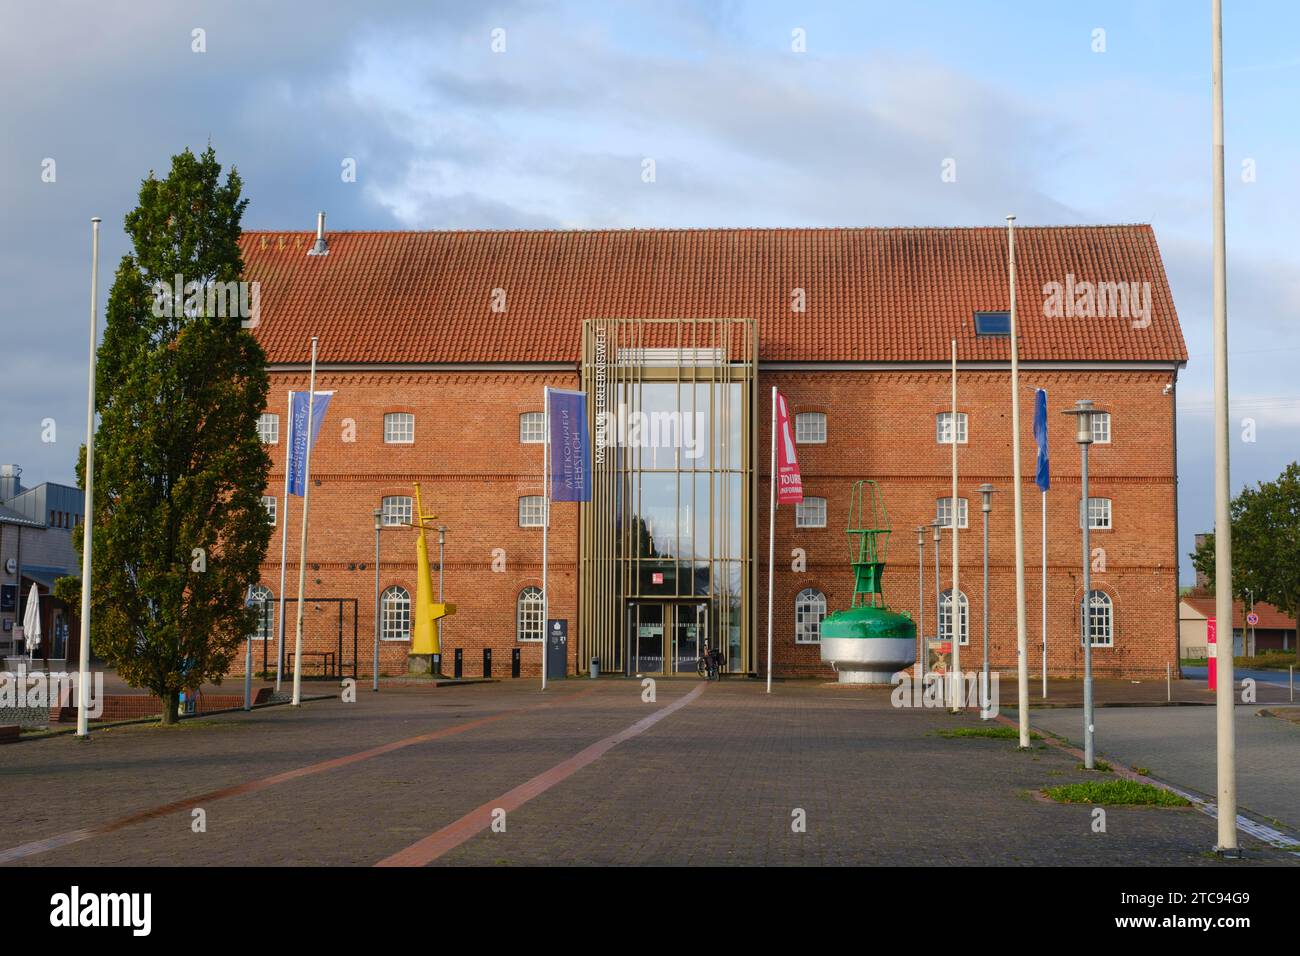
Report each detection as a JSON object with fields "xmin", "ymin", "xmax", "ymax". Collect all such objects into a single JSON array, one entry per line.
[{"xmin": 161, "ymin": 690, "xmax": 180, "ymax": 725}]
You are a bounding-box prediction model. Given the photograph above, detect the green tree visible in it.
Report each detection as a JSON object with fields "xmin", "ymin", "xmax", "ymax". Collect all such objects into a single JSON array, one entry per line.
[
  {"xmin": 1191, "ymin": 462, "xmax": 1300, "ymax": 619},
  {"xmin": 82, "ymin": 146, "xmax": 271, "ymax": 723}
]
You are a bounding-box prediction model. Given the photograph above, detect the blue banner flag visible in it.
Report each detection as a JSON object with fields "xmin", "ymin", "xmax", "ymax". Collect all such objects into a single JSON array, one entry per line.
[
  {"xmin": 548, "ymin": 388, "xmax": 591, "ymax": 502},
  {"xmin": 1033, "ymin": 388, "xmax": 1050, "ymax": 492},
  {"xmin": 288, "ymin": 390, "xmax": 333, "ymax": 496}
]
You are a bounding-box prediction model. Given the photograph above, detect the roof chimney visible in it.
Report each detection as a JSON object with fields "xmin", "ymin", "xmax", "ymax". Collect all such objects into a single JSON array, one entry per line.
[{"xmin": 308, "ymin": 211, "xmax": 328, "ymax": 256}]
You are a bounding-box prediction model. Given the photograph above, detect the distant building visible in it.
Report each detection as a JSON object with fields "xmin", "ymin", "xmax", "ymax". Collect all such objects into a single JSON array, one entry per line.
[
  {"xmin": 1178, "ymin": 592, "xmax": 1295, "ymax": 659},
  {"xmin": 0, "ymin": 464, "xmax": 83, "ymax": 666}
]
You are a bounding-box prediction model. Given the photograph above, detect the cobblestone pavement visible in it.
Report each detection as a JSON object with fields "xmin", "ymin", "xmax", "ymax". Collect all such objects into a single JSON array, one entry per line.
[{"xmin": 2, "ymin": 679, "xmax": 1296, "ymax": 867}]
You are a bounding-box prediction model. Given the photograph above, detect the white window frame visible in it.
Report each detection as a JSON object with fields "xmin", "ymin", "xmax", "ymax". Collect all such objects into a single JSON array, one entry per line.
[
  {"xmin": 519, "ymin": 495, "xmax": 548, "ymax": 528},
  {"xmin": 1091, "ymin": 412, "xmax": 1111, "ymax": 444},
  {"xmin": 257, "ymin": 413, "xmax": 280, "ymax": 444},
  {"xmin": 381, "ymin": 585, "xmax": 412, "ymax": 641},
  {"xmin": 384, "ymin": 412, "xmax": 415, "ymax": 445},
  {"xmin": 517, "ymin": 586, "xmax": 544, "ymax": 642},
  {"xmin": 520, "ymin": 412, "xmax": 546, "ymax": 444},
  {"xmin": 261, "ymin": 495, "xmax": 277, "ymax": 526},
  {"xmin": 1087, "ymin": 590, "xmax": 1113, "ymax": 647},
  {"xmin": 795, "ymin": 412, "xmax": 827, "ymax": 444},
  {"xmin": 936, "ymin": 497, "xmax": 968, "ymax": 529},
  {"xmin": 249, "ymin": 585, "xmax": 274, "ymax": 641},
  {"xmin": 936, "ymin": 412, "xmax": 968, "ymax": 445},
  {"xmin": 795, "ymin": 497, "xmax": 827, "ymax": 528},
  {"xmin": 382, "ymin": 495, "xmax": 414, "ymax": 527},
  {"xmin": 940, "ymin": 589, "xmax": 970, "ymax": 646},
  {"xmin": 795, "ymin": 588, "xmax": 827, "ymax": 644},
  {"xmin": 1084, "ymin": 497, "xmax": 1112, "ymax": 530}
]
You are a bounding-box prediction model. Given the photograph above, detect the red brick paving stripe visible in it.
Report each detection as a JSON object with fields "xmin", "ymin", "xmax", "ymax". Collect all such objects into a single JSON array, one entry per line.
[
  {"xmin": 375, "ymin": 683, "xmax": 706, "ymax": 867},
  {"xmin": 0, "ymin": 687, "xmax": 597, "ymax": 865}
]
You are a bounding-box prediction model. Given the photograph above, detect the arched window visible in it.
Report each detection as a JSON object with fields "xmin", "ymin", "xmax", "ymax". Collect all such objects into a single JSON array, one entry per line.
[
  {"xmin": 1087, "ymin": 590, "xmax": 1113, "ymax": 647},
  {"xmin": 940, "ymin": 589, "xmax": 969, "ymax": 646},
  {"xmin": 795, "ymin": 589, "xmax": 826, "ymax": 644},
  {"xmin": 249, "ymin": 585, "xmax": 274, "ymax": 641},
  {"xmin": 381, "ymin": 586, "xmax": 411, "ymax": 641},
  {"xmin": 518, "ymin": 586, "xmax": 544, "ymax": 642}
]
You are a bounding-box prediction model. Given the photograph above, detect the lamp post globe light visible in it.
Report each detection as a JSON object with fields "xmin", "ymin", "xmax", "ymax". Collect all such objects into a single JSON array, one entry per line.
[
  {"xmin": 373, "ymin": 508, "xmax": 382, "ymax": 692},
  {"xmin": 978, "ymin": 483, "xmax": 998, "ymax": 718},
  {"xmin": 1062, "ymin": 399, "xmax": 1097, "ymax": 768}
]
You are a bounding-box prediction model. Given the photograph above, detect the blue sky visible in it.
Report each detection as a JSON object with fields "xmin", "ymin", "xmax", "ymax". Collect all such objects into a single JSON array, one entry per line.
[{"xmin": 3, "ymin": 0, "xmax": 1298, "ymax": 583}]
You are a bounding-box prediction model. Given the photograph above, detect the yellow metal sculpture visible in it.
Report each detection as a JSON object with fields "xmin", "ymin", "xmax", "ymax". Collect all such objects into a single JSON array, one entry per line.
[{"xmin": 410, "ymin": 482, "xmax": 455, "ymax": 674}]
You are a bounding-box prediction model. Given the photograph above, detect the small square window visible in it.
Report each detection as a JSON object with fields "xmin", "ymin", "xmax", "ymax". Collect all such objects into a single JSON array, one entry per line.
[
  {"xmin": 1092, "ymin": 412, "xmax": 1111, "ymax": 444},
  {"xmin": 937, "ymin": 497, "xmax": 968, "ymax": 529},
  {"xmin": 795, "ymin": 412, "xmax": 826, "ymax": 444},
  {"xmin": 382, "ymin": 496, "xmax": 413, "ymax": 527},
  {"xmin": 520, "ymin": 412, "xmax": 546, "ymax": 444},
  {"xmin": 795, "ymin": 497, "xmax": 827, "ymax": 528},
  {"xmin": 1084, "ymin": 497, "xmax": 1111, "ymax": 530},
  {"xmin": 519, "ymin": 495, "xmax": 548, "ymax": 528},
  {"xmin": 261, "ymin": 495, "xmax": 277, "ymax": 526},
  {"xmin": 257, "ymin": 414, "xmax": 279, "ymax": 444},
  {"xmin": 384, "ymin": 412, "xmax": 415, "ymax": 444},
  {"xmin": 936, "ymin": 412, "xmax": 968, "ymax": 444}
]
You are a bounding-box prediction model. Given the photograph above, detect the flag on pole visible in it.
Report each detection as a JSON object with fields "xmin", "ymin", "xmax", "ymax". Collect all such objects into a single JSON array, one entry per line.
[
  {"xmin": 1033, "ymin": 387, "xmax": 1050, "ymax": 492},
  {"xmin": 287, "ymin": 390, "xmax": 333, "ymax": 496},
  {"xmin": 775, "ymin": 390, "xmax": 803, "ymax": 504},
  {"xmin": 547, "ymin": 388, "xmax": 591, "ymax": 502}
]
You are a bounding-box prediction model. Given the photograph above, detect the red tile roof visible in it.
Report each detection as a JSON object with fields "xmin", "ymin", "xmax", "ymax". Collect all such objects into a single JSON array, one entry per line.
[
  {"xmin": 239, "ymin": 226, "xmax": 1187, "ymax": 365},
  {"xmin": 1182, "ymin": 596, "xmax": 1297, "ymax": 631}
]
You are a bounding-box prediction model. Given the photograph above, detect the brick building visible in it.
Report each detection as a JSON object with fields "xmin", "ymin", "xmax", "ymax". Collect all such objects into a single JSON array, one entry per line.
[{"xmin": 239, "ymin": 224, "xmax": 1187, "ymax": 681}]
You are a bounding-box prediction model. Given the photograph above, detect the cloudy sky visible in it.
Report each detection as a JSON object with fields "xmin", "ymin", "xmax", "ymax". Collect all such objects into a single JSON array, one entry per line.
[{"xmin": 3, "ymin": 0, "xmax": 1298, "ymax": 582}]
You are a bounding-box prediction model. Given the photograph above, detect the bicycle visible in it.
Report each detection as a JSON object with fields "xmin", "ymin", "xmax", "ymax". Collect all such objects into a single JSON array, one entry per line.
[{"xmin": 695, "ymin": 643, "xmax": 722, "ymax": 681}]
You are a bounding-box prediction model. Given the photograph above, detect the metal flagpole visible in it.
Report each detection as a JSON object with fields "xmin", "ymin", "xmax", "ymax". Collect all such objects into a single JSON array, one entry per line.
[
  {"xmin": 917, "ymin": 527, "xmax": 925, "ymax": 670},
  {"xmin": 950, "ymin": 340, "xmax": 961, "ymax": 711},
  {"xmin": 1042, "ymin": 489, "xmax": 1048, "ymax": 698},
  {"xmin": 276, "ymin": 389, "xmax": 291, "ymax": 693},
  {"xmin": 1007, "ymin": 214, "xmax": 1031, "ymax": 748},
  {"xmin": 542, "ymin": 386, "xmax": 549, "ymax": 692},
  {"xmin": 1210, "ymin": 0, "xmax": 1237, "ymax": 854},
  {"xmin": 244, "ymin": 587, "xmax": 253, "ymax": 711},
  {"xmin": 76, "ymin": 217, "xmax": 101, "ymax": 740},
  {"xmin": 373, "ymin": 508, "xmax": 381, "ymax": 692},
  {"xmin": 766, "ymin": 386, "xmax": 777, "ymax": 694},
  {"xmin": 292, "ymin": 337, "xmax": 319, "ymax": 707}
]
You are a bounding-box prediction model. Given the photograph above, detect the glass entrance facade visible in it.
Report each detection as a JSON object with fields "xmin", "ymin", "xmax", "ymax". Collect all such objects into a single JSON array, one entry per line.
[{"xmin": 580, "ymin": 318, "xmax": 757, "ymax": 674}]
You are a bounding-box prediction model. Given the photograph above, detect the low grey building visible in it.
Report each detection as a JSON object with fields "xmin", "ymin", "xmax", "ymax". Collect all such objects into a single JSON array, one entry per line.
[{"xmin": 0, "ymin": 464, "xmax": 83, "ymax": 665}]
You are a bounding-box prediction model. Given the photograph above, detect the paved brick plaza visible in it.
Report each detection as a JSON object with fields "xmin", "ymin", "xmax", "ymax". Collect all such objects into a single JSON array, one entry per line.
[{"xmin": 3, "ymin": 679, "xmax": 1296, "ymax": 867}]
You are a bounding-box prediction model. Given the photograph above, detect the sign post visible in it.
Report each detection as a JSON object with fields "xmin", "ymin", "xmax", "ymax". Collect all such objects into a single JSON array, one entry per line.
[{"xmin": 1207, "ymin": 616, "xmax": 1217, "ymax": 691}]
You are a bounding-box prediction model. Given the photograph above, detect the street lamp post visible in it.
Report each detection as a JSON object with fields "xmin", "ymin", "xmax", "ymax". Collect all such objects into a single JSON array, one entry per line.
[
  {"xmin": 916, "ymin": 526, "xmax": 926, "ymax": 671},
  {"xmin": 1063, "ymin": 399, "xmax": 1097, "ymax": 769},
  {"xmin": 372, "ymin": 508, "xmax": 382, "ymax": 692},
  {"xmin": 978, "ymin": 483, "xmax": 998, "ymax": 718},
  {"xmin": 437, "ymin": 524, "xmax": 447, "ymax": 675},
  {"xmin": 931, "ymin": 519, "xmax": 942, "ymax": 692}
]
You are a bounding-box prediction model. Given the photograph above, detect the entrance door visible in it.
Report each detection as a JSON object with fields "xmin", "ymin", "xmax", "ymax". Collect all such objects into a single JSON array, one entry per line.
[
  {"xmin": 631, "ymin": 603, "xmax": 665, "ymax": 674},
  {"xmin": 672, "ymin": 603, "xmax": 708, "ymax": 674}
]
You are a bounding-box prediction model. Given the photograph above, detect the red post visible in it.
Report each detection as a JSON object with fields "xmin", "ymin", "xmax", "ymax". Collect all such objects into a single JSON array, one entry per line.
[{"xmin": 1207, "ymin": 616, "xmax": 1217, "ymax": 690}]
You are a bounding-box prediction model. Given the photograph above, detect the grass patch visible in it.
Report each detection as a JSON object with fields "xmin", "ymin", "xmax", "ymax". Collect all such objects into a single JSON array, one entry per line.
[
  {"xmin": 1233, "ymin": 652, "xmax": 1299, "ymax": 670},
  {"xmin": 1132, "ymin": 765, "xmax": 1151, "ymax": 776},
  {"xmin": 935, "ymin": 726, "xmax": 1041, "ymax": 741},
  {"xmin": 1043, "ymin": 780, "xmax": 1190, "ymax": 807},
  {"xmin": 1076, "ymin": 759, "xmax": 1112, "ymax": 772}
]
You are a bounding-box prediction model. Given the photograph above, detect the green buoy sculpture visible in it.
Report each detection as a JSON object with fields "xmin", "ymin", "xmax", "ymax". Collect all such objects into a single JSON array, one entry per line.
[{"xmin": 819, "ymin": 480, "xmax": 918, "ymax": 683}]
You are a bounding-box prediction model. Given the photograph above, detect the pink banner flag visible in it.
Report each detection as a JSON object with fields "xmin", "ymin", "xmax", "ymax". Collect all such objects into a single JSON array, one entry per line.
[{"xmin": 775, "ymin": 391, "xmax": 803, "ymax": 504}]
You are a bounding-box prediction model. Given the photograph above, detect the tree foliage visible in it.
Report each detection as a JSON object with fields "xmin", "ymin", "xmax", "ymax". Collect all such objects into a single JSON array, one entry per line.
[
  {"xmin": 1191, "ymin": 461, "xmax": 1300, "ymax": 619},
  {"xmin": 82, "ymin": 146, "xmax": 271, "ymax": 723}
]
